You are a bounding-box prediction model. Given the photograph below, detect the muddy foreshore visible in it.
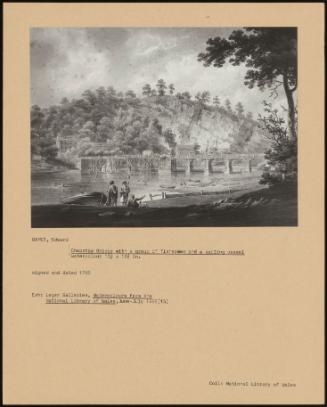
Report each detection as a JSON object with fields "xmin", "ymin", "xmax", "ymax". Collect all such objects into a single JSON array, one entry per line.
[{"xmin": 31, "ymin": 185, "xmax": 297, "ymax": 227}]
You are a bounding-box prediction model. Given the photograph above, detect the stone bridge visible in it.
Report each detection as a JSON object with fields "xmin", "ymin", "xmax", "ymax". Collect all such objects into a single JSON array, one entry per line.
[{"xmin": 80, "ymin": 153, "xmax": 266, "ymax": 175}]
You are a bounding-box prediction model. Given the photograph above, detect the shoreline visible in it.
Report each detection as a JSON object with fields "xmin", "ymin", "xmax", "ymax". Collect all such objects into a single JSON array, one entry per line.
[
  {"xmin": 31, "ymin": 184, "xmax": 297, "ymax": 227},
  {"xmin": 31, "ymin": 184, "xmax": 263, "ymax": 209},
  {"xmin": 144, "ymin": 185, "xmax": 262, "ymax": 208}
]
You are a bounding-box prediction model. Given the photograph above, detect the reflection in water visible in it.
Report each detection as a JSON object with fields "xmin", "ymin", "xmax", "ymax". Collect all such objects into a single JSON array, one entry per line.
[{"xmin": 31, "ymin": 169, "xmax": 261, "ymax": 205}]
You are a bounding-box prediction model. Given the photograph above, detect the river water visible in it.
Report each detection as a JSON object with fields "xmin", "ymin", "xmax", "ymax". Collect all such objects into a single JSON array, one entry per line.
[{"xmin": 31, "ymin": 169, "xmax": 261, "ymax": 205}]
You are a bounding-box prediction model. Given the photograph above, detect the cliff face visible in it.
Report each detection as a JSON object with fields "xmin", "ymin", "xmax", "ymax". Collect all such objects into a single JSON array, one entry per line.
[{"xmin": 133, "ymin": 96, "xmax": 268, "ymax": 153}]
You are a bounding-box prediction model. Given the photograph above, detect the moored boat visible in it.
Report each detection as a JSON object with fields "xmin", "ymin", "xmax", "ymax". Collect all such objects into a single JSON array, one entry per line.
[{"xmin": 62, "ymin": 192, "xmax": 107, "ymax": 206}]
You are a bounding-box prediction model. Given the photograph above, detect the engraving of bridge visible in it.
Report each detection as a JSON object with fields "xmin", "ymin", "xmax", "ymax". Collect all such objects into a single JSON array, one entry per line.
[{"xmin": 80, "ymin": 152, "xmax": 266, "ymax": 175}]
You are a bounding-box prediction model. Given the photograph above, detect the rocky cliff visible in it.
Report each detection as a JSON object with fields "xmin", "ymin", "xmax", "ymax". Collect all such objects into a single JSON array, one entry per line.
[{"xmin": 124, "ymin": 96, "xmax": 268, "ymax": 153}]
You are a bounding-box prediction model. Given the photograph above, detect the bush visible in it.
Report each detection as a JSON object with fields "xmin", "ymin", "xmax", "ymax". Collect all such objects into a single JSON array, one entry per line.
[{"xmin": 258, "ymin": 102, "xmax": 297, "ymax": 187}]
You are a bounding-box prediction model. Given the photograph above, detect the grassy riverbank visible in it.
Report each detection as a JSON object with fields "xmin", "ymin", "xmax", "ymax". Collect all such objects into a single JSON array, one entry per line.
[{"xmin": 32, "ymin": 184, "xmax": 297, "ymax": 227}]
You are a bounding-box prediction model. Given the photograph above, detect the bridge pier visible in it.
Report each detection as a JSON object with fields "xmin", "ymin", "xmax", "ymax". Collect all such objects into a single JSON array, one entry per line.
[
  {"xmin": 81, "ymin": 157, "xmax": 99, "ymax": 175},
  {"xmin": 185, "ymin": 159, "xmax": 193, "ymax": 175},
  {"xmin": 247, "ymin": 159, "xmax": 253, "ymax": 173},
  {"xmin": 204, "ymin": 159, "xmax": 213, "ymax": 176},
  {"xmin": 225, "ymin": 159, "xmax": 233, "ymax": 174},
  {"xmin": 171, "ymin": 158, "xmax": 177, "ymax": 172},
  {"xmin": 157, "ymin": 157, "xmax": 172, "ymax": 177},
  {"xmin": 81, "ymin": 157, "xmax": 90, "ymax": 175}
]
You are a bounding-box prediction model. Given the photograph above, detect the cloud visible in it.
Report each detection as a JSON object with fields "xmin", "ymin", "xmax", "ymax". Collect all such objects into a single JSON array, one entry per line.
[
  {"xmin": 30, "ymin": 28, "xmax": 288, "ymax": 115},
  {"xmin": 31, "ymin": 28, "xmax": 113, "ymax": 104}
]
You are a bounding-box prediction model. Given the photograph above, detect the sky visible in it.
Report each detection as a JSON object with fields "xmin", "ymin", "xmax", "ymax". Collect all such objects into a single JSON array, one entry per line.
[{"xmin": 30, "ymin": 27, "xmax": 287, "ymax": 115}]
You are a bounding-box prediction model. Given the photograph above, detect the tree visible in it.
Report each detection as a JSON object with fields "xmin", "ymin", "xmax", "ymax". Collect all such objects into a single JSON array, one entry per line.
[
  {"xmin": 96, "ymin": 87, "xmax": 106, "ymax": 100},
  {"xmin": 97, "ymin": 116, "xmax": 113, "ymax": 142},
  {"xmin": 168, "ymin": 84, "xmax": 175, "ymax": 95},
  {"xmin": 193, "ymin": 143, "xmax": 201, "ymax": 155},
  {"xmin": 60, "ymin": 97, "xmax": 69, "ymax": 105},
  {"xmin": 246, "ymin": 111, "xmax": 253, "ymax": 120},
  {"xmin": 142, "ymin": 83, "xmax": 152, "ymax": 97},
  {"xmin": 38, "ymin": 136, "xmax": 58, "ymax": 161},
  {"xmin": 258, "ymin": 102, "xmax": 297, "ymax": 186},
  {"xmin": 106, "ymin": 86, "xmax": 117, "ymax": 97},
  {"xmin": 162, "ymin": 128, "xmax": 177, "ymax": 149},
  {"xmin": 31, "ymin": 105, "xmax": 45, "ymax": 136},
  {"xmin": 224, "ymin": 98, "xmax": 232, "ymax": 113},
  {"xmin": 31, "ymin": 138, "xmax": 41, "ymax": 155},
  {"xmin": 147, "ymin": 119, "xmax": 165, "ymax": 153},
  {"xmin": 178, "ymin": 124, "xmax": 190, "ymax": 143},
  {"xmin": 79, "ymin": 121, "xmax": 96, "ymax": 141},
  {"xmin": 156, "ymin": 79, "xmax": 167, "ymax": 96},
  {"xmin": 213, "ymin": 96, "xmax": 220, "ymax": 107},
  {"xmin": 235, "ymin": 102, "xmax": 244, "ymax": 116},
  {"xmin": 150, "ymin": 89, "xmax": 157, "ymax": 97},
  {"xmin": 198, "ymin": 28, "xmax": 297, "ymax": 139},
  {"xmin": 195, "ymin": 91, "xmax": 210, "ymax": 104},
  {"xmin": 201, "ymin": 91, "xmax": 211, "ymax": 104},
  {"xmin": 125, "ymin": 90, "xmax": 136, "ymax": 98},
  {"xmin": 61, "ymin": 123, "xmax": 73, "ymax": 137},
  {"xmin": 177, "ymin": 92, "xmax": 192, "ymax": 100},
  {"xmin": 82, "ymin": 90, "xmax": 97, "ymax": 105},
  {"xmin": 182, "ymin": 92, "xmax": 192, "ymax": 100}
]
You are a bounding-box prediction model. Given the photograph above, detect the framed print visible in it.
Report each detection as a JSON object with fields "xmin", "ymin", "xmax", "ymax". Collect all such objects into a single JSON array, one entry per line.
[{"xmin": 3, "ymin": 2, "xmax": 325, "ymax": 405}]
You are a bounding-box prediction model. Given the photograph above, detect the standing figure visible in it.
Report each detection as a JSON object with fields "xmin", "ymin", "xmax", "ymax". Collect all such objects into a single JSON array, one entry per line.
[
  {"xmin": 106, "ymin": 180, "xmax": 118, "ymax": 207},
  {"xmin": 120, "ymin": 181, "xmax": 130, "ymax": 206}
]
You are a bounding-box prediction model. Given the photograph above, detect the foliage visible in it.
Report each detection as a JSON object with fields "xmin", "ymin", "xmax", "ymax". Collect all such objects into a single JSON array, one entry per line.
[
  {"xmin": 176, "ymin": 91, "xmax": 192, "ymax": 101},
  {"xmin": 198, "ymin": 28, "xmax": 297, "ymax": 139},
  {"xmin": 246, "ymin": 111, "xmax": 253, "ymax": 120},
  {"xmin": 258, "ymin": 102, "xmax": 297, "ymax": 186},
  {"xmin": 156, "ymin": 79, "xmax": 167, "ymax": 96},
  {"xmin": 142, "ymin": 83, "xmax": 152, "ymax": 96},
  {"xmin": 193, "ymin": 143, "xmax": 201, "ymax": 154},
  {"xmin": 198, "ymin": 28, "xmax": 296, "ymax": 90},
  {"xmin": 31, "ymin": 83, "xmax": 260, "ymax": 166},
  {"xmin": 168, "ymin": 84, "xmax": 175, "ymax": 95},
  {"xmin": 162, "ymin": 128, "xmax": 177, "ymax": 149},
  {"xmin": 30, "ymin": 86, "xmax": 175, "ymax": 161},
  {"xmin": 125, "ymin": 90, "xmax": 136, "ymax": 98},
  {"xmin": 32, "ymin": 135, "xmax": 58, "ymax": 161},
  {"xmin": 195, "ymin": 91, "xmax": 211, "ymax": 104},
  {"xmin": 235, "ymin": 102, "xmax": 244, "ymax": 116},
  {"xmin": 229, "ymin": 121, "xmax": 256, "ymax": 152},
  {"xmin": 224, "ymin": 98, "xmax": 233, "ymax": 114},
  {"xmin": 183, "ymin": 92, "xmax": 192, "ymax": 100},
  {"xmin": 78, "ymin": 120, "xmax": 97, "ymax": 141},
  {"xmin": 97, "ymin": 116, "xmax": 114, "ymax": 142},
  {"xmin": 213, "ymin": 96, "xmax": 220, "ymax": 107},
  {"xmin": 177, "ymin": 124, "xmax": 190, "ymax": 144}
]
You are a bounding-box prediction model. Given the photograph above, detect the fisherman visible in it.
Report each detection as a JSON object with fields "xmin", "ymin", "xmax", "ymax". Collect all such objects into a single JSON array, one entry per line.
[
  {"xmin": 127, "ymin": 194, "xmax": 145, "ymax": 208},
  {"xmin": 120, "ymin": 181, "xmax": 130, "ymax": 206},
  {"xmin": 106, "ymin": 180, "xmax": 118, "ymax": 207}
]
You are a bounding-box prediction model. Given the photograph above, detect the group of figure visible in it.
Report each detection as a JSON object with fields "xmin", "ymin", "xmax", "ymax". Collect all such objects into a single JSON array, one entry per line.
[{"xmin": 105, "ymin": 180, "xmax": 143, "ymax": 208}]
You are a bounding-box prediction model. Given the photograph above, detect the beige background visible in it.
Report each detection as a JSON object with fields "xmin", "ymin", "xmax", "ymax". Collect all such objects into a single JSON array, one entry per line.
[{"xmin": 3, "ymin": 3, "xmax": 325, "ymax": 404}]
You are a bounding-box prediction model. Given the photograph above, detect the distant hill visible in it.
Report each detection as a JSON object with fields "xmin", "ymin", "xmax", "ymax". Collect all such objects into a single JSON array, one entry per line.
[{"xmin": 31, "ymin": 89, "xmax": 269, "ymax": 168}]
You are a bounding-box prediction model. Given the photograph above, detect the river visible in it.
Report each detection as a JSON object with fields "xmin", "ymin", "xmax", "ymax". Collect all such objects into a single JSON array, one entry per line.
[{"xmin": 31, "ymin": 169, "xmax": 262, "ymax": 205}]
